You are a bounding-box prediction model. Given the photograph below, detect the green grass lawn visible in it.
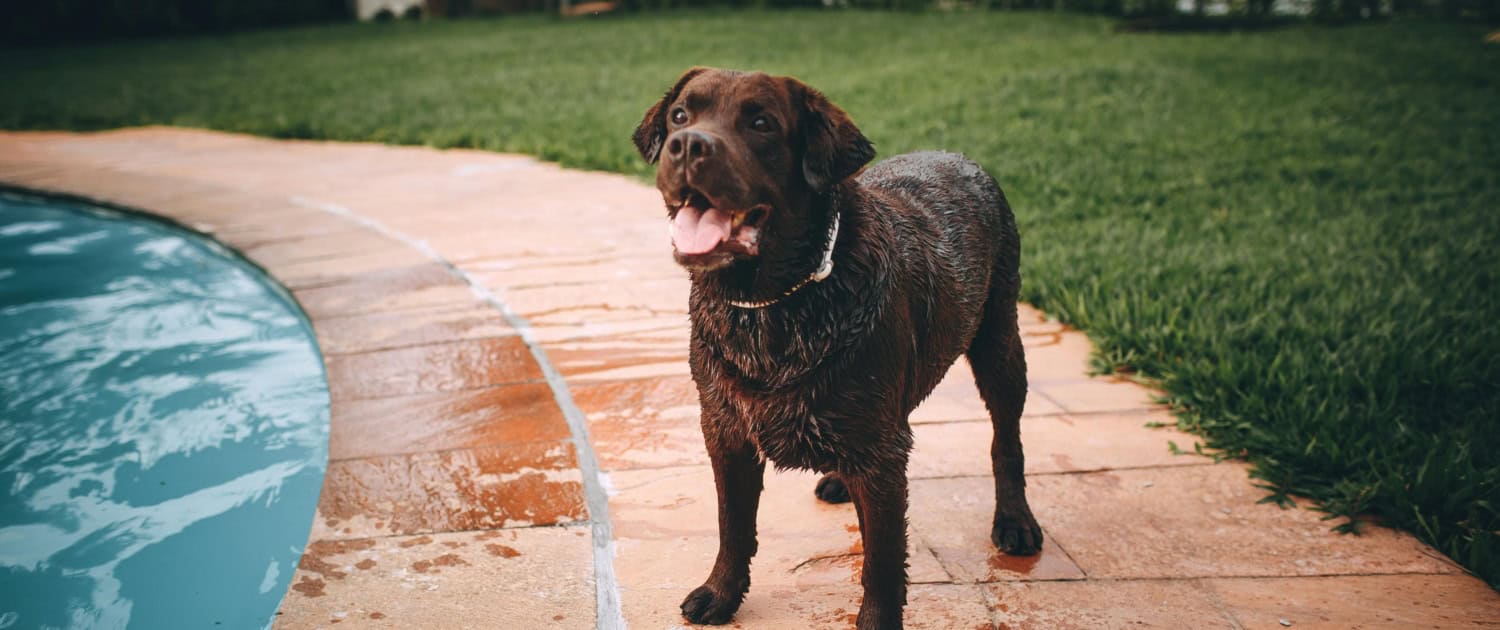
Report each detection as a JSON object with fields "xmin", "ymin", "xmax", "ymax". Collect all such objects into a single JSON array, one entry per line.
[{"xmin": 2, "ymin": 11, "xmax": 1497, "ymax": 587}]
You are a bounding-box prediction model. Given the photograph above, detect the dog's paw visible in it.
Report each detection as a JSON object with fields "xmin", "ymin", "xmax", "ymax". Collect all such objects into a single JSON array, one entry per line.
[
  {"xmin": 680, "ymin": 584, "xmax": 744, "ymax": 625},
  {"xmin": 991, "ymin": 511, "xmax": 1044, "ymax": 555},
  {"xmin": 814, "ymin": 473, "xmax": 851, "ymax": 504}
]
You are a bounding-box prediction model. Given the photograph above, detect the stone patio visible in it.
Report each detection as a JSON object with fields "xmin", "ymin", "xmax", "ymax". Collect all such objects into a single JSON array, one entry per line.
[{"xmin": 1, "ymin": 127, "xmax": 1494, "ymax": 629}]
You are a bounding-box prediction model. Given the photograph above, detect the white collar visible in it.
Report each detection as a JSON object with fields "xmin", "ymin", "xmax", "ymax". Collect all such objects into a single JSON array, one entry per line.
[{"xmin": 727, "ymin": 208, "xmax": 839, "ymax": 309}]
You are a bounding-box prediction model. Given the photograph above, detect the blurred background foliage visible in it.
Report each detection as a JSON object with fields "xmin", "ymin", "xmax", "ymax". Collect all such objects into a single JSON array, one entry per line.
[{"xmin": 4, "ymin": 0, "xmax": 1496, "ymax": 45}]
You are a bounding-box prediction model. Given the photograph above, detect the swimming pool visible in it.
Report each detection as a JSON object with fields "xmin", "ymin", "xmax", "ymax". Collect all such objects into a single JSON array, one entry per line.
[{"xmin": 0, "ymin": 192, "xmax": 330, "ymax": 629}]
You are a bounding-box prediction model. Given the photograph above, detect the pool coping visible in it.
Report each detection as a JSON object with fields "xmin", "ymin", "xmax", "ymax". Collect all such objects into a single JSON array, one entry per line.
[
  {"xmin": 0, "ymin": 130, "xmax": 620, "ymax": 626},
  {"xmin": 1, "ymin": 180, "xmax": 625, "ymax": 627},
  {"xmin": 284, "ymin": 194, "xmax": 625, "ymax": 629}
]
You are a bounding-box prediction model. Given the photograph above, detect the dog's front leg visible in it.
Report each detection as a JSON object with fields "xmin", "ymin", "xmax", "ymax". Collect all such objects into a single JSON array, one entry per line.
[
  {"xmin": 680, "ymin": 437, "xmax": 765, "ymax": 625},
  {"xmin": 844, "ymin": 459, "xmax": 910, "ymax": 630}
]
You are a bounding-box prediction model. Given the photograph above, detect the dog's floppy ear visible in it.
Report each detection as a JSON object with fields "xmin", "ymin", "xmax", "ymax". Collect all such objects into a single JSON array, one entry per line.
[
  {"xmin": 791, "ymin": 79, "xmax": 875, "ymax": 191},
  {"xmin": 633, "ymin": 67, "xmax": 707, "ymax": 164}
]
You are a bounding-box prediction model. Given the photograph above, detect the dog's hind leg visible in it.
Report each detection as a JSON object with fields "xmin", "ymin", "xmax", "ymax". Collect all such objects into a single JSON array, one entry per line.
[
  {"xmin": 966, "ymin": 289, "xmax": 1043, "ymax": 556},
  {"xmin": 813, "ymin": 472, "xmax": 852, "ymax": 503}
]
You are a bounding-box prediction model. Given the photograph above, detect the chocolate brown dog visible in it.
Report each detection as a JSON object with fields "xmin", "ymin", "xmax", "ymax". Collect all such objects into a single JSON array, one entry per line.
[{"xmin": 632, "ymin": 67, "xmax": 1041, "ymax": 629}]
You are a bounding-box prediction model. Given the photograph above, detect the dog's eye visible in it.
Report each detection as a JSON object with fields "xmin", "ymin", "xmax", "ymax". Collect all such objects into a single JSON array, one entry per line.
[
  {"xmin": 750, "ymin": 116, "xmax": 772, "ymax": 132},
  {"xmin": 671, "ymin": 108, "xmax": 688, "ymax": 125}
]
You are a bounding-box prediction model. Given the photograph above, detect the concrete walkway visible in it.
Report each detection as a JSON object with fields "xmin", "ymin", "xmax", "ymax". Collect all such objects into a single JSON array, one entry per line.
[{"xmin": 1, "ymin": 128, "xmax": 1493, "ymax": 629}]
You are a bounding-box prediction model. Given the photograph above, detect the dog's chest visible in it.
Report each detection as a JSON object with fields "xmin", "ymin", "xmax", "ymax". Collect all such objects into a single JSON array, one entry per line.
[
  {"xmin": 708, "ymin": 323, "xmax": 849, "ymax": 471},
  {"xmin": 715, "ymin": 367, "xmax": 885, "ymax": 475},
  {"xmin": 733, "ymin": 389, "xmax": 841, "ymax": 473},
  {"xmin": 692, "ymin": 289, "xmax": 896, "ymax": 473}
]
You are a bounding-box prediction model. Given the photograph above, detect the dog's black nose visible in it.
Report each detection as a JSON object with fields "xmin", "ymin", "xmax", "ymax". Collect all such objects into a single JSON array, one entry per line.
[{"xmin": 666, "ymin": 129, "xmax": 715, "ymax": 164}]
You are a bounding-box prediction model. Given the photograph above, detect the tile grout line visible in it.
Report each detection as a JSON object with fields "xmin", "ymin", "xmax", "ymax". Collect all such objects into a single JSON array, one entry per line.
[
  {"xmin": 321, "ymin": 333, "xmax": 523, "ymax": 358},
  {"xmin": 308, "ymin": 521, "xmax": 593, "ymax": 545},
  {"xmin": 291, "ymin": 196, "xmax": 626, "ymax": 630},
  {"xmin": 1192, "ymin": 577, "xmax": 1248, "ymax": 630},
  {"xmin": 1029, "ymin": 385, "xmax": 1072, "ymax": 415},
  {"xmin": 327, "ymin": 435, "xmax": 575, "ymax": 465}
]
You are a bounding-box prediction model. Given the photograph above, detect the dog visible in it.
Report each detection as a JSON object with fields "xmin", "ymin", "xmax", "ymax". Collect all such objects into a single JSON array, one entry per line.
[{"xmin": 632, "ymin": 67, "xmax": 1041, "ymax": 629}]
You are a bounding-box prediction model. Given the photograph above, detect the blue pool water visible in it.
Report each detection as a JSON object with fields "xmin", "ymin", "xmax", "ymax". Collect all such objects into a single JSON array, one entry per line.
[{"xmin": 0, "ymin": 193, "xmax": 330, "ymax": 629}]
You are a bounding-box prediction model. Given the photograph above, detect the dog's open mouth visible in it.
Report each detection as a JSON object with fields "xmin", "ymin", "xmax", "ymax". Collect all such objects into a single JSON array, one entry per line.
[{"xmin": 669, "ymin": 187, "xmax": 770, "ymax": 258}]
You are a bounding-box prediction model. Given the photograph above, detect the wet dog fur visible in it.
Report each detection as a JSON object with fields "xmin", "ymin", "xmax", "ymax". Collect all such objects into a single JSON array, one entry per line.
[{"xmin": 632, "ymin": 67, "xmax": 1041, "ymax": 630}]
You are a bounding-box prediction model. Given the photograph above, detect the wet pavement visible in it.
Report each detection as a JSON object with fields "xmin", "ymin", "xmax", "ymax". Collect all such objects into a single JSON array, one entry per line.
[{"xmin": 2, "ymin": 127, "xmax": 1495, "ymax": 629}]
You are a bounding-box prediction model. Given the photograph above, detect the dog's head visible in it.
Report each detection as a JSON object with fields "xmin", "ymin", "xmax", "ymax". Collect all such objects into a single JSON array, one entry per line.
[{"xmin": 633, "ymin": 67, "xmax": 874, "ymax": 271}]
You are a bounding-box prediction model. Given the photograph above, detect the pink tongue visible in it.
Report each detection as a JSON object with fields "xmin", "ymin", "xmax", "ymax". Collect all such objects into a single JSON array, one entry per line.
[{"xmin": 671, "ymin": 206, "xmax": 732, "ymax": 255}]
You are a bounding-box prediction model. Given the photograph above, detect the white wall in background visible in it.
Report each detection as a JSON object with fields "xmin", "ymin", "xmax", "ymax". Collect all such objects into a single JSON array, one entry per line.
[{"xmin": 356, "ymin": 0, "xmax": 427, "ymax": 20}]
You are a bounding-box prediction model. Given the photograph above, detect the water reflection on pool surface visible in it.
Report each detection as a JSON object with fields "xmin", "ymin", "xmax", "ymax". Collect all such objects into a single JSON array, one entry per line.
[{"xmin": 0, "ymin": 193, "xmax": 330, "ymax": 629}]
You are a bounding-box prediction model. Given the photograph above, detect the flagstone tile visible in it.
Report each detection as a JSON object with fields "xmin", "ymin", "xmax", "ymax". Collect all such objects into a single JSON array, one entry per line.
[
  {"xmin": 571, "ymin": 375, "xmax": 708, "ymax": 471},
  {"xmin": 983, "ymin": 579, "xmax": 1237, "ymax": 629},
  {"xmin": 1025, "ymin": 464, "xmax": 1462, "ymax": 579},
  {"xmin": 909, "ymin": 411, "xmax": 1208, "ymax": 479},
  {"xmin": 908, "ymin": 477, "xmax": 1087, "ymax": 583},
  {"xmin": 291, "ymin": 264, "xmax": 474, "ymax": 317},
  {"xmin": 329, "ymin": 383, "xmax": 568, "ymax": 461},
  {"xmin": 1204, "ymin": 574, "xmax": 1500, "ymax": 629},
  {"xmin": 275, "ymin": 526, "xmax": 594, "ymax": 629},
  {"xmin": 1033, "ymin": 377, "xmax": 1163, "ymax": 415},
  {"xmin": 311, "ymin": 440, "xmax": 586, "ymax": 540},
  {"xmin": 324, "ymin": 337, "xmax": 542, "ymax": 401},
  {"xmin": 911, "ymin": 360, "xmax": 1065, "ymax": 424},
  {"xmin": 311, "ymin": 304, "xmax": 512, "ymax": 356}
]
